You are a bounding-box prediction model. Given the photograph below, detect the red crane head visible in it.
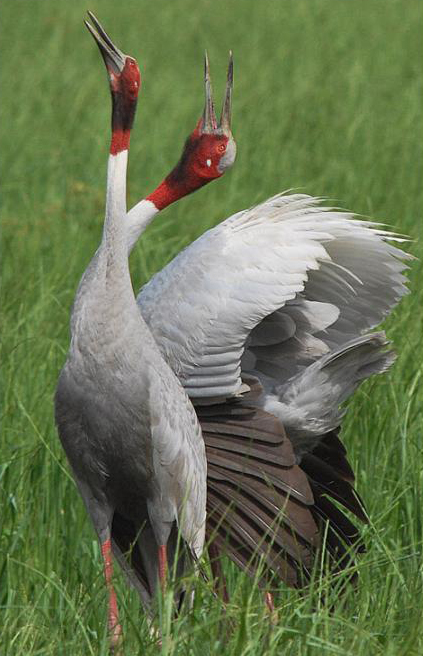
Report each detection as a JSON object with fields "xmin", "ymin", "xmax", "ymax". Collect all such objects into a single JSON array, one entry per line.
[
  {"xmin": 148, "ymin": 52, "xmax": 236, "ymax": 210},
  {"xmin": 85, "ymin": 12, "xmax": 141, "ymax": 154},
  {"xmin": 175, "ymin": 52, "xmax": 236, "ymax": 181},
  {"xmin": 186, "ymin": 51, "xmax": 236, "ymax": 180}
]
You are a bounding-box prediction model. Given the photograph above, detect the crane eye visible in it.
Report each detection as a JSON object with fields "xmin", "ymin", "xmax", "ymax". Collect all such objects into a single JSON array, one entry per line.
[{"xmin": 217, "ymin": 143, "xmax": 226, "ymax": 153}]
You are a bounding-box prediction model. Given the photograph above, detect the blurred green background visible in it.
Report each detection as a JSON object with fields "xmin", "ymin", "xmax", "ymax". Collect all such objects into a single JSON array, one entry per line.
[{"xmin": 1, "ymin": 1, "xmax": 422, "ymax": 654}]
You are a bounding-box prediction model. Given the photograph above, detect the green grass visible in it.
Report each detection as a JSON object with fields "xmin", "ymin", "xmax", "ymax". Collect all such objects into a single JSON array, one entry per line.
[{"xmin": 1, "ymin": 0, "xmax": 422, "ymax": 654}]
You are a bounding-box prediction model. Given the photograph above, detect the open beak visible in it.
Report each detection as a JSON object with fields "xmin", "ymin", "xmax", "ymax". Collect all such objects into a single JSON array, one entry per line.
[
  {"xmin": 85, "ymin": 11, "xmax": 126, "ymax": 75},
  {"xmin": 220, "ymin": 51, "xmax": 233, "ymax": 135},
  {"xmin": 200, "ymin": 51, "xmax": 233, "ymax": 136},
  {"xmin": 202, "ymin": 51, "xmax": 218, "ymax": 133}
]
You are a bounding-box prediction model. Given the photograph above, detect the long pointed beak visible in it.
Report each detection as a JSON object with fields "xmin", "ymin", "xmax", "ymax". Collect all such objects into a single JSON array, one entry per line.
[
  {"xmin": 201, "ymin": 51, "xmax": 218, "ymax": 133},
  {"xmin": 199, "ymin": 51, "xmax": 233, "ymax": 136},
  {"xmin": 85, "ymin": 11, "xmax": 126, "ymax": 74},
  {"xmin": 219, "ymin": 51, "xmax": 233, "ymax": 135}
]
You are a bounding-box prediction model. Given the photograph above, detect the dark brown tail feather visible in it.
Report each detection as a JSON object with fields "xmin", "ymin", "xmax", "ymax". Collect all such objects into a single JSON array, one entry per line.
[
  {"xmin": 208, "ymin": 464, "xmax": 318, "ymax": 542},
  {"xmin": 312, "ymin": 436, "xmax": 355, "ymax": 482},
  {"xmin": 208, "ymin": 479, "xmax": 313, "ymax": 565},
  {"xmin": 111, "ymin": 403, "xmax": 365, "ymax": 601},
  {"xmin": 199, "ymin": 397, "xmax": 366, "ymax": 590}
]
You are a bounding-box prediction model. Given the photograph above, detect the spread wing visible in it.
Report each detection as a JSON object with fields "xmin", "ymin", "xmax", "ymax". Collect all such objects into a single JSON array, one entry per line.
[{"xmin": 138, "ymin": 194, "xmax": 410, "ymax": 401}]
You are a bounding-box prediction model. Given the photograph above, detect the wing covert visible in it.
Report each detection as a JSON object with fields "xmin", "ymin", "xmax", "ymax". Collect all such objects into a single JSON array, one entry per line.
[{"xmin": 138, "ymin": 194, "xmax": 410, "ymax": 401}]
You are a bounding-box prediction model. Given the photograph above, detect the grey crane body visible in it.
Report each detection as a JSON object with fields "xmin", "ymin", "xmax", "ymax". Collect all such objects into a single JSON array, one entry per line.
[
  {"xmin": 56, "ymin": 154, "xmax": 206, "ymax": 584},
  {"xmin": 57, "ymin": 260, "xmax": 155, "ymax": 536},
  {"xmin": 56, "ymin": 283, "xmax": 205, "ymax": 553},
  {"xmin": 116, "ymin": 52, "xmax": 411, "ymax": 587},
  {"xmin": 55, "ymin": 17, "xmax": 206, "ymax": 632},
  {"xmin": 129, "ymin": 192, "xmax": 411, "ymax": 586}
]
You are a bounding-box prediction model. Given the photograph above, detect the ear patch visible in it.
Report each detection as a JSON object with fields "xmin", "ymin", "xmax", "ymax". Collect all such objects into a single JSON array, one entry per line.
[{"xmin": 206, "ymin": 159, "xmax": 212, "ymax": 167}]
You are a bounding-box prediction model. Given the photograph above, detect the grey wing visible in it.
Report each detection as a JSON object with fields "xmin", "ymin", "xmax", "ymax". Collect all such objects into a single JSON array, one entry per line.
[
  {"xmin": 262, "ymin": 332, "xmax": 397, "ymax": 454},
  {"xmin": 148, "ymin": 366, "xmax": 207, "ymax": 557},
  {"xmin": 138, "ymin": 194, "xmax": 411, "ymax": 402},
  {"xmin": 137, "ymin": 193, "xmax": 411, "ymax": 586}
]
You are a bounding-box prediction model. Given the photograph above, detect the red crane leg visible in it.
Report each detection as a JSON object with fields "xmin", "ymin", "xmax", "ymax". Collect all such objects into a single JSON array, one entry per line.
[
  {"xmin": 158, "ymin": 544, "xmax": 168, "ymax": 594},
  {"xmin": 101, "ymin": 539, "xmax": 122, "ymax": 651},
  {"xmin": 264, "ymin": 591, "xmax": 278, "ymax": 624}
]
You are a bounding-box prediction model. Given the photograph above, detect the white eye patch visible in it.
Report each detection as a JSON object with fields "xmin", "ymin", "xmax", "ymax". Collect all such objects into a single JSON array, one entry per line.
[{"xmin": 206, "ymin": 159, "xmax": 212, "ymax": 167}]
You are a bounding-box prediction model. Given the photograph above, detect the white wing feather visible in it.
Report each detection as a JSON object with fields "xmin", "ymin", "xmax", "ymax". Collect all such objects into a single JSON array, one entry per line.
[{"xmin": 138, "ymin": 194, "xmax": 410, "ymax": 400}]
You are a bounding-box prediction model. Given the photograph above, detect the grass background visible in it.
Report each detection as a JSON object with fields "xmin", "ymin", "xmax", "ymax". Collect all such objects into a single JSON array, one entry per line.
[{"xmin": 1, "ymin": 0, "xmax": 422, "ymax": 654}]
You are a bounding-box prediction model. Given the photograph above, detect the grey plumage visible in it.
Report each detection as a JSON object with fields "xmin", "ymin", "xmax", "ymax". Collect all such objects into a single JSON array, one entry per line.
[
  {"xmin": 55, "ymin": 15, "xmax": 206, "ymax": 637},
  {"xmin": 130, "ymin": 193, "xmax": 410, "ymax": 586},
  {"xmin": 263, "ymin": 332, "xmax": 396, "ymax": 454},
  {"xmin": 138, "ymin": 194, "xmax": 410, "ymax": 401},
  {"xmin": 62, "ymin": 20, "xmax": 411, "ymax": 597},
  {"xmin": 55, "ymin": 157, "xmax": 206, "ymax": 601}
]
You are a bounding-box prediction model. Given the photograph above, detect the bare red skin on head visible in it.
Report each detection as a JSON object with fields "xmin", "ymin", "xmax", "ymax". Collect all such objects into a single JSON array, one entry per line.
[
  {"xmin": 147, "ymin": 126, "xmax": 229, "ymax": 210},
  {"xmin": 109, "ymin": 57, "xmax": 141, "ymax": 155}
]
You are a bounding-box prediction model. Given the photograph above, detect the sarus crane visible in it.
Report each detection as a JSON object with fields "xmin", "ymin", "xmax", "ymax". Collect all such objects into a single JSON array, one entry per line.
[
  {"xmin": 121, "ymin": 47, "xmax": 411, "ymax": 597},
  {"xmin": 55, "ymin": 13, "xmax": 207, "ymax": 651}
]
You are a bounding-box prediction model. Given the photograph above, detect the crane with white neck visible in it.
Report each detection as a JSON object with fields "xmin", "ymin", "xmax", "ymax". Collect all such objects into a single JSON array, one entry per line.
[
  {"xmin": 108, "ymin": 50, "xmax": 309, "ymax": 600},
  {"xmin": 55, "ymin": 13, "xmax": 207, "ymax": 650},
  {"xmin": 121, "ymin": 53, "xmax": 411, "ymax": 596},
  {"xmin": 124, "ymin": 51, "xmax": 236, "ymax": 255}
]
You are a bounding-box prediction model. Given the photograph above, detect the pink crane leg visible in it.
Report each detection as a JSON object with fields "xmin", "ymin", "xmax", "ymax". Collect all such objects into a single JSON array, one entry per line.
[
  {"xmin": 101, "ymin": 539, "xmax": 122, "ymax": 650},
  {"xmin": 264, "ymin": 591, "xmax": 278, "ymax": 624},
  {"xmin": 264, "ymin": 591, "xmax": 274, "ymax": 613},
  {"xmin": 158, "ymin": 544, "xmax": 168, "ymax": 594}
]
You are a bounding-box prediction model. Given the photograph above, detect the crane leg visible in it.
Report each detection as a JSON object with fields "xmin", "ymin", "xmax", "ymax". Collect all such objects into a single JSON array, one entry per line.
[
  {"xmin": 158, "ymin": 544, "xmax": 168, "ymax": 594},
  {"xmin": 208, "ymin": 541, "xmax": 229, "ymax": 603},
  {"xmin": 264, "ymin": 591, "xmax": 278, "ymax": 624},
  {"xmin": 101, "ymin": 538, "xmax": 123, "ymax": 653}
]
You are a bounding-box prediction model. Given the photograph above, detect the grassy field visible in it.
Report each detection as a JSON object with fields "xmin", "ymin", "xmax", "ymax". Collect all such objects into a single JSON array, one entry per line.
[{"xmin": 1, "ymin": 0, "xmax": 422, "ymax": 654}]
